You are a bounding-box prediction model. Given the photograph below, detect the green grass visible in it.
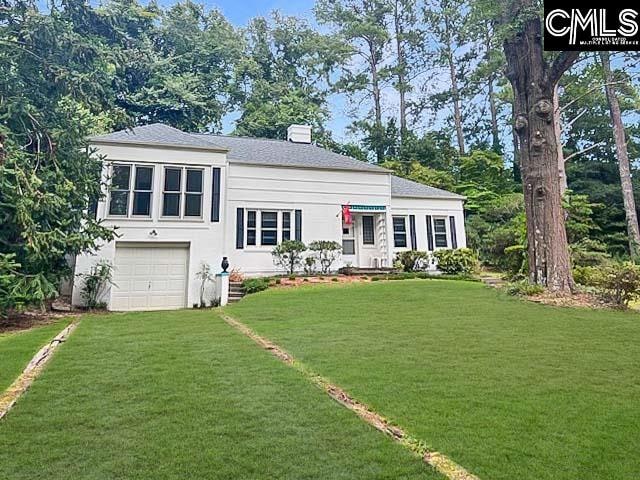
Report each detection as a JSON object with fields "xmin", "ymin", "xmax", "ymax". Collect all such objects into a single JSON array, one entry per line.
[
  {"xmin": 227, "ymin": 280, "xmax": 640, "ymax": 480},
  {"xmin": 0, "ymin": 319, "xmax": 70, "ymax": 392},
  {"xmin": 0, "ymin": 310, "xmax": 440, "ymax": 480}
]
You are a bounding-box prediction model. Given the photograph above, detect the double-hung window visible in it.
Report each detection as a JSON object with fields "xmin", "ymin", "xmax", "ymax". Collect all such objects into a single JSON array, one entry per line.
[
  {"xmin": 393, "ymin": 216, "xmax": 407, "ymax": 248},
  {"xmin": 243, "ymin": 210, "xmax": 292, "ymax": 247},
  {"xmin": 261, "ymin": 212, "xmax": 278, "ymax": 245},
  {"xmin": 108, "ymin": 164, "xmax": 153, "ymax": 217},
  {"xmin": 433, "ymin": 217, "xmax": 448, "ymax": 248},
  {"xmin": 162, "ymin": 167, "xmax": 204, "ymax": 219}
]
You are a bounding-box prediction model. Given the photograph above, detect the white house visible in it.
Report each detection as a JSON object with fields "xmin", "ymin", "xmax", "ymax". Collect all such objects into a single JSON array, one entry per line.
[{"xmin": 72, "ymin": 123, "xmax": 466, "ymax": 311}]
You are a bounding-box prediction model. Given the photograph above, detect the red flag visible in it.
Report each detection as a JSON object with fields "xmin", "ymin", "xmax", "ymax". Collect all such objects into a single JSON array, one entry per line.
[{"xmin": 342, "ymin": 204, "xmax": 352, "ymax": 225}]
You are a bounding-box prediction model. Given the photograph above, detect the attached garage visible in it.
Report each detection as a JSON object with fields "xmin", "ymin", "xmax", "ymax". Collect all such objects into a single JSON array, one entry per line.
[{"xmin": 111, "ymin": 243, "xmax": 189, "ymax": 311}]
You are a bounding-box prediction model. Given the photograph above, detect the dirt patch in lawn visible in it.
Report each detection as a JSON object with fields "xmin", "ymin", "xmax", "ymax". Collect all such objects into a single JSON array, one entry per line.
[
  {"xmin": 0, "ymin": 311, "xmax": 80, "ymax": 335},
  {"xmin": 221, "ymin": 313, "xmax": 480, "ymax": 480}
]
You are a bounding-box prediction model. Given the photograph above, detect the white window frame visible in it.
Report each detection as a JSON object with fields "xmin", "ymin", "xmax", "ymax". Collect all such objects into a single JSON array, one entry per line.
[
  {"xmin": 392, "ymin": 216, "xmax": 408, "ymax": 248},
  {"xmin": 107, "ymin": 163, "xmax": 154, "ymax": 218},
  {"xmin": 161, "ymin": 166, "xmax": 204, "ymax": 220},
  {"xmin": 432, "ymin": 216, "xmax": 449, "ymax": 249},
  {"xmin": 244, "ymin": 209, "xmax": 294, "ymax": 248}
]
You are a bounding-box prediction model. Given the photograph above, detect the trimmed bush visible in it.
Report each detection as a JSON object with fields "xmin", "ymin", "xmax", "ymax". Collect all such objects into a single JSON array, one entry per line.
[
  {"xmin": 242, "ymin": 278, "xmax": 269, "ymax": 294},
  {"xmin": 395, "ymin": 251, "xmax": 430, "ymax": 272},
  {"xmin": 433, "ymin": 248, "xmax": 479, "ymax": 275},
  {"xmin": 272, "ymin": 240, "xmax": 307, "ymax": 275}
]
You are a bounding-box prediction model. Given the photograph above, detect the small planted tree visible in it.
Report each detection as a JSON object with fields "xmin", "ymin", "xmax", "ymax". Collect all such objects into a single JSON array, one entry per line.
[
  {"xmin": 78, "ymin": 260, "xmax": 114, "ymax": 309},
  {"xmin": 272, "ymin": 240, "xmax": 306, "ymax": 275},
  {"xmin": 195, "ymin": 261, "xmax": 215, "ymax": 308},
  {"xmin": 308, "ymin": 240, "xmax": 342, "ymax": 274}
]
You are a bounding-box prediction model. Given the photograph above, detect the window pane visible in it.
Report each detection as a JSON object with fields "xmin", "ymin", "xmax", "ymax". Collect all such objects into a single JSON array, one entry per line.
[
  {"xmin": 282, "ymin": 212, "xmax": 291, "ymax": 229},
  {"xmin": 185, "ymin": 193, "xmax": 202, "ymax": 217},
  {"xmin": 261, "ymin": 229, "xmax": 277, "ymax": 245},
  {"xmin": 261, "ymin": 212, "xmax": 277, "ymax": 229},
  {"xmin": 163, "ymin": 193, "xmax": 180, "ymax": 217},
  {"xmin": 164, "ymin": 168, "xmax": 181, "ymax": 192},
  {"xmin": 342, "ymin": 239, "xmax": 355, "ymax": 255},
  {"xmin": 394, "ymin": 233, "xmax": 407, "ymax": 248},
  {"xmin": 112, "ymin": 165, "xmax": 130, "ymax": 190},
  {"xmin": 362, "ymin": 216, "xmax": 374, "ymax": 245},
  {"xmin": 282, "ymin": 229, "xmax": 291, "ymax": 241},
  {"xmin": 109, "ymin": 191, "xmax": 129, "ymax": 215},
  {"xmin": 247, "ymin": 211, "xmax": 256, "ymax": 228},
  {"xmin": 434, "ymin": 218, "xmax": 447, "ymax": 233},
  {"xmin": 435, "ymin": 234, "xmax": 448, "ymax": 248},
  {"xmin": 132, "ymin": 192, "xmax": 151, "ymax": 216},
  {"xmin": 186, "ymin": 169, "xmax": 203, "ymax": 193},
  {"xmin": 135, "ymin": 166, "xmax": 153, "ymax": 191},
  {"xmin": 342, "ymin": 228, "xmax": 350, "ymax": 235},
  {"xmin": 247, "ymin": 229, "xmax": 257, "ymax": 246},
  {"xmin": 393, "ymin": 217, "xmax": 406, "ymax": 233}
]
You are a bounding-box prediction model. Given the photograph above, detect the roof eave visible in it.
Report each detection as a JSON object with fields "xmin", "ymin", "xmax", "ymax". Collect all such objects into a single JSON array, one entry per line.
[
  {"xmin": 392, "ymin": 194, "xmax": 466, "ymax": 201},
  {"xmin": 88, "ymin": 138, "xmax": 229, "ymax": 153},
  {"xmin": 227, "ymin": 158, "xmax": 391, "ymax": 174}
]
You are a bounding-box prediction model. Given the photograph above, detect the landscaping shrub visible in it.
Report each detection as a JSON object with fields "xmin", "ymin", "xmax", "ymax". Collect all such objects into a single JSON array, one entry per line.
[
  {"xmin": 395, "ymin": 250, "xmax": 429, "ymax": 272},
  {"xmin": 572, "ymin": 266, "xmax": 601, "ymax": 287},
  {"xmin": 308, "ymin": 240, "xmax": 342, "ymax": 274},
  {"xmin": 272, "ymin": 240, "xmax": 306, "ymax": 274},
  {"xmin": 78, "ymin": 259, "xmax": 114, "ymax": 309},
  {"xmin": 242, "ymin": 278, "xmax": 269, "ymax": 294},
  {"xmin": 597, "ymin": 262, "xmax": 640, "ymax": 308},
  {"xmin": 504, "ymin": 280, "xmax": 545, "ymax": 297},
  {"xmin": 432, "ymin": 248, "xmax": 479, "ymax": 275}
]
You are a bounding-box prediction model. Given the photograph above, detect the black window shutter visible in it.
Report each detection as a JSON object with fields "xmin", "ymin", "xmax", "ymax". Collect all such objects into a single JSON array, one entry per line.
[
  {"xmin": 449, "ymin": 216, "xmax": 458, "ymax": 249},
  {"xmin": 236, "ymin": 208, "xmax": 244, "ymax": 249},
  {"xmin": 211, "ymin": 168, "xmax": 221, "ymax": 222},
  {"xmin": 426, "ymin": 215, "xmax": 434, "ymax": 251},
  {"xmin": 295, "ymin": 209, "xmax": 302, "ymax": 241},
  {"xmin": 409, "ymin": 215, "xmax": 417, "ymax": 250}
]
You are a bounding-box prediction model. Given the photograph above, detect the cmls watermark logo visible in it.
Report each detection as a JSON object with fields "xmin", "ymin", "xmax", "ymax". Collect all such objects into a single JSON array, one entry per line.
[{"xmin": 544, "ymin": 6, "xmax": 640, "ymax": 51}]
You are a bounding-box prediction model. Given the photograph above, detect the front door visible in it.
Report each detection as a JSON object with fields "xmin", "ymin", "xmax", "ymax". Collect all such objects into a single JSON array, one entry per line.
[{"xmin": 357, "ymin": 215, "xmax": 379, "ymax": 267}]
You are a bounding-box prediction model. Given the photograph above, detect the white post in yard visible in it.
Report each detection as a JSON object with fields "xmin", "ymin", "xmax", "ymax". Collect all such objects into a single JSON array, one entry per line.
[{"xmin": 215, "ymin": 272, "xmax": 230, "ymax": 306}]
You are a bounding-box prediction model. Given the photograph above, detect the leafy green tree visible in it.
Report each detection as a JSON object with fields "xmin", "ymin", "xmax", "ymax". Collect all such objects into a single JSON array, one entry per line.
[
  {"xmin": 0, "ymin": 0, "xmax": 116, "ymax": 313},
  {"xmin": 234, "ymin": 14, "xmax": 341, "ymax": 140},
  {"xmin": 316, "ymin": 0, "xmax": 392, "ymax": 162}
]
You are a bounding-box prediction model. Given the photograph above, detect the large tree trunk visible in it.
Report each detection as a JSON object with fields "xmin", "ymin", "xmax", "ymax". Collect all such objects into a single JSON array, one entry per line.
[
  {"xmin": 600, "ymin": 51, "xmax": 640, "ymax": 257},
  {"xmin": 503, "ymin": 4, "xmax": 577, "ymax": 292}
]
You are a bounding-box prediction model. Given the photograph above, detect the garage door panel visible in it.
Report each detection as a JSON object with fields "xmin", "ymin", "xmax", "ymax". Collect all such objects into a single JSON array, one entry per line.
[{"xmin": 112, "ymin": 244, "xmax": 189, "ymax": 311}]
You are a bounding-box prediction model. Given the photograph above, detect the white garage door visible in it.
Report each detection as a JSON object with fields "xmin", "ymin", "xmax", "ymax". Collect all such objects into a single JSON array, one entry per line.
[{"xmin": 112, "ymin": 243, "xmax": 189, "ymax": 311}]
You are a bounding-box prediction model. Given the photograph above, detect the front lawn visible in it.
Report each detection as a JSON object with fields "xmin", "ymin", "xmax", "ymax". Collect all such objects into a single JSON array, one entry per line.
[
  {"xmin": 226, "ymin": 280, "xmax": 640, "ymax": 480},
  {"xmin": 0, "ymin": 310, "xmax": 439, "ymax": 480},
  {"xmin": 0, "ymin": 319, "xmax": 70, "ymax": 392}
]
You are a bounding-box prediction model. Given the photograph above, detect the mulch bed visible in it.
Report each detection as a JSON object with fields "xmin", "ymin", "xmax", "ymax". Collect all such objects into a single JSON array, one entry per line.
[
  {"xmin": 525, "ymin": 291, "xmax": 614, "ymax": 310},
  {"xmin": 269, "ymin": 275, "xmax": 372, "ymax": 288}
]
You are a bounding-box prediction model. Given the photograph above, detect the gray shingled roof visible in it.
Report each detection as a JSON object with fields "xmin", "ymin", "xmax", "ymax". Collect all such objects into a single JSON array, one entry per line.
[
  {"xmin": 195, "ymin": 134, "xmax": 389, "ymax": 173},
  {"xmin": 391, "ymin": 175, "xmax": 464, "ymax": 200},
  {"xmin": 89, "ymin": 124, "xmax": 226, "ymax": 151},
  {"xmin": 88, "ymin": 124, "xmax": 462, "ymax": 200}
]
